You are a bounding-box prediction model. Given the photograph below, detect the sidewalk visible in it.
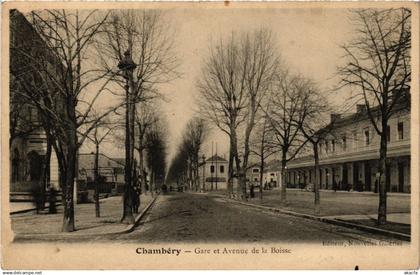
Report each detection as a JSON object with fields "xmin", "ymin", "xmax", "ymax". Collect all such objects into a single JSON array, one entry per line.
[
  {"xmin": 213, "ymin": 188, "xmax": 411, "ymax": 239},
  {"xmin": 11, "ymin": 194, "xmax": 155, "ymax": 241},
  {"xmin": 248, "ymin": 189, "xmax": 410, "ymax": 217}
]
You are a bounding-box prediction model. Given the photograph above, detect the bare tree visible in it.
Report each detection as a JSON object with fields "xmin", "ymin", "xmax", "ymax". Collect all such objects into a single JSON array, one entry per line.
[
  {"xmin": 145, "ymin": 121, "xmax": 168, "ymax": 194},
  {"xmin": 86, "ymin": 117, "xmax": 116, "ymax": 217},
  {"xmin": 264, "ymin": 72, "xmax": 310, "ymax": 204},
  {"xmin": 294, "ymin": 82, "xmax": 333, "ymax": 214},
  {"xmin": 167, "ymin": 144, "xmax": 189, "ymax": 191},
  {"xmin": 250, "ymin": 112, "xmax": 279, "ymax": 199},
  {"xmin": 97, "ymin": 10, "xmax": 179, "ymax": 223},
  {"xmin": 181, "ymin": 117, "xmax": 208, "ymax": 191},
  {"xmin": 198, "ymin": 29, "xmax": 279, "ymax": 200},
  {"xmin": 338, "ymin": 8, "xmax": 411, "ymax": 224},
  {"xmin": 11, "ymin": 9, "xmax": 117, "ymax": 231},
  {"xmin": 135, "ymin": 103, "xmax": 159, "ymax": 195}
]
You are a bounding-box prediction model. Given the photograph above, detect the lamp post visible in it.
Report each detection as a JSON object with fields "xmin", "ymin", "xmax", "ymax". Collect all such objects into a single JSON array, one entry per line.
[
  {"xmin": 202, "ymin": 154, "xmax": 206, "ymax": 192},
  {"xmin": 118, "ymin": 50, "xmax": 137, "ymax": 224}
]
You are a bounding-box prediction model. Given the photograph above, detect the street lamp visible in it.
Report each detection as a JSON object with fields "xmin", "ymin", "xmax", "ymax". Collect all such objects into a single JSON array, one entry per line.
[{"xmin": 118, "ymin": 50, "xmax": 137, "ymax": 224}]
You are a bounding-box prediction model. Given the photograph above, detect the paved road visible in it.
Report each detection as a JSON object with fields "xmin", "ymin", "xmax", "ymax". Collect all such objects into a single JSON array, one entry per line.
[{"xmin": 112, "ymin": 192, "xmax": 405, "ymax": 243}]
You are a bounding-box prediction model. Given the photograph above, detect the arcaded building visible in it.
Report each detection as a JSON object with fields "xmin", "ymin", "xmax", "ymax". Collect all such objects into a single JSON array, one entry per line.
[{"xmin": 286, "ymin": 102, "xmax": 410, "ymax": 193}]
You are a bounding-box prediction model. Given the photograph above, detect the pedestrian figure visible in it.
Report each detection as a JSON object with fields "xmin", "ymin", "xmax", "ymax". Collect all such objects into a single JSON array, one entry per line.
[
  {"xmin": 48, "ymin": 186, "xmax": 57, "ymax": 214},
  {"xmin": 132, "ymin": 186, "xmax": 140, "ymax": 214},
  {"xmin": 250, "ymin": 184, "xmax": 255, "ymax": 198},
  {"xmin": 32, "ymin": 185, "xmax": 44, "ymax": 214}
]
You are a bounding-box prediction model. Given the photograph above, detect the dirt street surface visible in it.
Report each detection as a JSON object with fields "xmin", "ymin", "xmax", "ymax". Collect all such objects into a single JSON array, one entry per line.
[{"xmin": 110, "ymin": 192, "xmax": 406, "ymax": 244}]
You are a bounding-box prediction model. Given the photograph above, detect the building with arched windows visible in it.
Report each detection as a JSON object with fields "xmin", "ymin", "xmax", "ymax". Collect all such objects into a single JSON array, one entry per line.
[{"xmin": 9, "ymin": 10, "xmax": 60, "ymax": 194}]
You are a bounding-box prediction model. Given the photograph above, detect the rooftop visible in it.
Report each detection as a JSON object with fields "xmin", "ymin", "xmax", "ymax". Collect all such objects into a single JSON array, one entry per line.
[{"xmin": 206, "ymin": 154, "xmax": 228, "ymax": 162}]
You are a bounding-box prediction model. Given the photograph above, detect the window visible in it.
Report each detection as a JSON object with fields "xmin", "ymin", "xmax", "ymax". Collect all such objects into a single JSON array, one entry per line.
[
  {"xmin": 325, "ymin": 141, "xmax": 329, "ymax": 153},
  {"xmin": 29, "ymin": 140, "xmax": 44, "ymax": 144},
  {"xmin": 386, "ymin": 125, "xmax": 391, "ymax": 143},
  {"xmin": 319, "ymin": 143, "xmax": 323, "ymax": 154},
  {"xmin": 220, "ymin": 165, "xmax": 224, "ymax": 173},
  {"xmin": 11, "ymin": 149, "xmax": 21, "ymax": 182},
  {"xmin": 28, "ymin": 107, "xmax": 40, "ymax": 125},
  {"xmin": 332, "ymin": 140, "xmax": 336, "ymax": 152},
  {"xmin": 270, "ymin": 173, "xmax": 275, "ymax": 176},
  {"xmin": 342, "ymin": 136, "xmax": 347, "ymax": 151},
  {"xmin": 398, "ymin": 122, "xmax": 404, "ymax": 140},
  {"xmin": 353, "ymin": 132, "xmax": 358, "ymax": 149},
  {"xmin": 210, "ymin": 165, "xmax": 215, "ymax": 173},
  {"xmin": 364, "ymin": 129, "xmax": 370, "ymax": 145},
  {"xmin": 252, "ymin": 168, "xmax": 259, "ymax": 173}
]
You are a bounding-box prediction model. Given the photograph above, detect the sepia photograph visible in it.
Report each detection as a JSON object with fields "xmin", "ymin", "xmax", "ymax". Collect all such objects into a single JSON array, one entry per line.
[{"xmin": 1, "ymin": 1, "xmax": 419, "ymax": 270}]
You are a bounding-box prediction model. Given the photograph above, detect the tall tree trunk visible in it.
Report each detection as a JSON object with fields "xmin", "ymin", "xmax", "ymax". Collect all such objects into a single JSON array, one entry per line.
[
  {"xmin": 259, "ymin": 153, "xmax": 264, "ymax": 200},
  {"xmin": 62, "ymin": 94, "xmax": 77, "ymax": 232},
  {"xmin": 94, "ymin": 143, "xmax": 100, "ymax": 217},
  {"xmin": 41, "ymin": 134, "xmax": 52, "ymax": 209},
  {"xmin": 377, "ymin": 122, "xmax": 388, "ymax": 225},
  {"xmin": 227, "ymin": 144, "xmax": 234, "ymax": 198},
  {"xmin": 137, "ymin": 125, "xmax": 146, "ymax": 195},
  {"xmin": 231, "ymin": 128, "xmax": 242, "ymax": 199},
  {"xmin": 62, "ymin": 143, "xmax": 76, "ymax": 232},
  {"xmin": 138, "ymin": 147, "xmax": 146, "ymax": 194},
  {"xmin": 280, "ymin": 150, "xmax": 288, "ymax": 204},
  {"xmin": 202, "ymin": 158, "xmax": 206, "ymax": 192},
  {"xmin": 188, "ymin": 159, "xmax": 193, "ymax": 191},
  {"xmin": 153, "ymin": 171, "xmax": 156, "ymax": 194},
  {"xmin": 313, "ymin": 142, "xmax": 320, "ymax": 214},
  {"xmin": 195, "ymin": 158, "xmax": 199, "ymax": 192}
]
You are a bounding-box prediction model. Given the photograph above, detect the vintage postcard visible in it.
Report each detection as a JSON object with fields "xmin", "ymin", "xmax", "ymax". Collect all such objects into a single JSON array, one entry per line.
[{"xmin": 1, "ymin": 1, "xmax": 419, "ymax": 270}]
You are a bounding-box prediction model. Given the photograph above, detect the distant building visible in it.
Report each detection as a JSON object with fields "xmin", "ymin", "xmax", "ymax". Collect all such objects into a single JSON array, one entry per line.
[
  {"xmin": 263, "ymin": 160, "xmax": 282, "ymax": 188},
  {"xmin": 246, "ymin": 164, "xmax": 261, "ymax": 186},
  {"xmin": 287, "ymin": 102, "xmax": 410, "ymax": 193},
  {"xmin": 245, "ymin": 160, "xmax": 281, "ymax": 189},
  {"xmin": 199, "ymin": 155, "xmax": 229, "ymax": 190},
  {"xmin": 78, "ymin": 153, "xmax": 125, "ymax": 193}
]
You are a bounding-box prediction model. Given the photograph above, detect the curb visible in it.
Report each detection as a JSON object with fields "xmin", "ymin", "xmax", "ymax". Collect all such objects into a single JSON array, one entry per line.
[
  {"xmin": 13, "ymin": 195, "xmax": 159, "ymax": 240},
  {"xmin": 222, "ymin": 197, "xmax": 411, "ymax": 242},
  {"xmin": 10, "ymin": 195, "xmax": 110, "ymax": 215},
  {"xmin": 9, "ymin": 196, "xmax": 111, "ymax": 215},
  {"xmin": 10, "ymin": 203, "xmax": 63, "ymax": 215},
  {"xmin": 115, "ymin": 193, "xmax": 159, "ymax": 235}
]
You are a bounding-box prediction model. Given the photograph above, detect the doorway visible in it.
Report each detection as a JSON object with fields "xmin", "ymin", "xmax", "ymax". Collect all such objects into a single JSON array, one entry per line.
[
  {"xmin": 398, "ymin": 162, "xmax": 405, "ymax": 192},
  {"xmin": 364, "ymin": 162, "xmax": 371, "ymax": 191},
  {"xmin": 353, "ymin": 162, "xmax": 359, "ymax": 191}
]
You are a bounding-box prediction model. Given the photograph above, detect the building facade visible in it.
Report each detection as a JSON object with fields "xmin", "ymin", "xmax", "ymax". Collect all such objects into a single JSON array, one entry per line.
[
  {"xmin": 263, "ymin": 160, "xmax": 282, "ymax": 188},
  {"xmin": 77, "ymin": 153, "xmax": 125, "ymax": 193},
  {"xmin": 287, "ymin": 104, "xmax": 410, "ymax": 193},
  {"xmin": 9, "ymin": 10, "xmax": 60, "ymax": 193},
  {"xmin": 199, "ymin": 155, "xmax": 229, "ymax": 190}
]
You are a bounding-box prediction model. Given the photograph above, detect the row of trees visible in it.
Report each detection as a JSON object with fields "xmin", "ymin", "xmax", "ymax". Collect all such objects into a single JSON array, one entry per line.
[
  {"xmin": 166, "ymin": 118, "xmax": 207, "ymax": 191},
  {"xmin": 195, "ymin": 8, "xmax": 411, "ymax": 224},
  {"xmin": 10, "ymin": 9, "xmax": 175, "ymax": 231}
]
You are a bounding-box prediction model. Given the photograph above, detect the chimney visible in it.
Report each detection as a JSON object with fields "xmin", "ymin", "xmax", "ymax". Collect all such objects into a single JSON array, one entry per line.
[
  {"xmin": 330, "ymin": 113, "xmax": 342, "ymax": 123},
  {"xmin": 356, "ymin": 104, "xmax": 367, "ymax": 113}
]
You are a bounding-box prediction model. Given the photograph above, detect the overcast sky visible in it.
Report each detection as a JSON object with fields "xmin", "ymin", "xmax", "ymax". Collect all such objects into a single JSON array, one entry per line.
[{"xmin": 82, "ymin": 7, "xmax": 355, "ymax": 163}]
